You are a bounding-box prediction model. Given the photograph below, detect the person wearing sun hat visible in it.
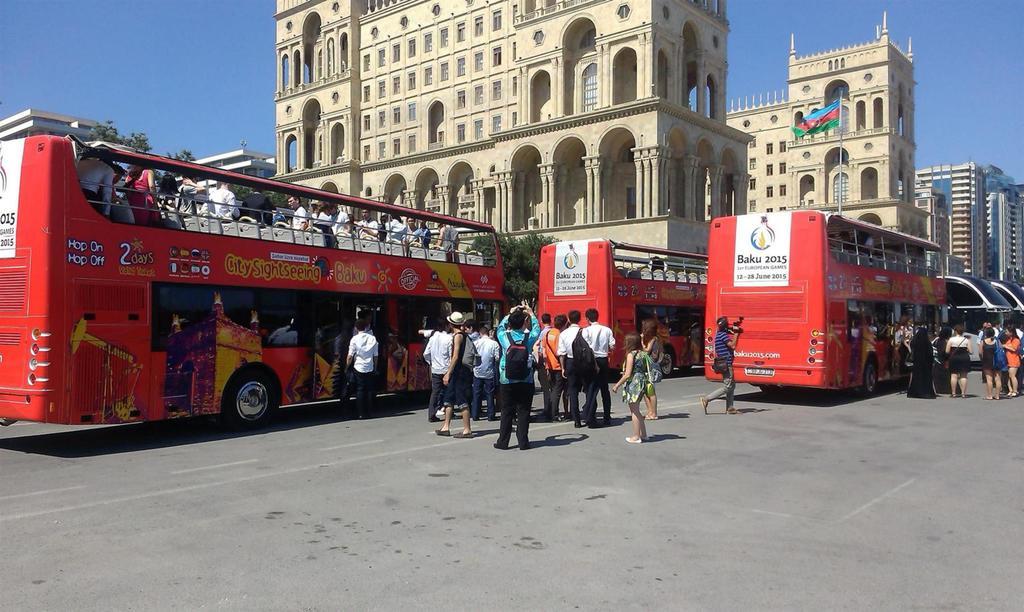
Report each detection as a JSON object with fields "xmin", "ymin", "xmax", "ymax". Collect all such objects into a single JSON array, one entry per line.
[{"xmin": 436, "ymin": 311, "xmax": 475, "ymax": 439}]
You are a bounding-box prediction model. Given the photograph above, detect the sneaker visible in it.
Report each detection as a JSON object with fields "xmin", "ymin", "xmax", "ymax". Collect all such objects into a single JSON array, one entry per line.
[{"xmin": 435, "ymin": 408, "xmax": 445, "ymax": 418}]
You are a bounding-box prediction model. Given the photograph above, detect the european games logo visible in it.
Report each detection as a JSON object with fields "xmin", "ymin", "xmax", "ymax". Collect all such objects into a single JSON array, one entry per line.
[
  {"xmin": 750, "ymin": 216, "xmax": 775, "ymax": 251},
  {"xmin": 563, "ymin": 244, "xmax": 579, "ymax": 269}
]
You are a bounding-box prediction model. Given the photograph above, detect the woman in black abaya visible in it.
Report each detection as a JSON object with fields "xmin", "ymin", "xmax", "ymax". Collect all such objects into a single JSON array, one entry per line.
[
  {"xmin": 907, "ymin": 326, "xmax": 937, "ymax": 399},
  {"xmin": 932, "ymin": 326, "xmax": 952, "ymax": 395}
]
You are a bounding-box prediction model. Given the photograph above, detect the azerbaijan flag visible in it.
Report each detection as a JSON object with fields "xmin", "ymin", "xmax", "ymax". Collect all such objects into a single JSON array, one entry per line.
[{"xmin": 792, "ymin": 99, "xmax": 841, "ymax": 138}]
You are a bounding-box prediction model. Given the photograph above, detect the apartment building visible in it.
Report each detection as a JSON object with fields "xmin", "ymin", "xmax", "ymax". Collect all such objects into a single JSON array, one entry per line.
[
  {"xmin": 273, "ymin": 0, "xmax": 749, "ymax": 251},
  {"xmin": 915, "ymin": 162, "xmax": 985, "ymax": 275}
]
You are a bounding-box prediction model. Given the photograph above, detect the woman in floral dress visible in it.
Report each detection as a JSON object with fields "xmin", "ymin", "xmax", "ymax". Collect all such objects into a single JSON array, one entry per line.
[{"xmin": 611, "ymin": 333, "xmax": 654, "ymax": 444}]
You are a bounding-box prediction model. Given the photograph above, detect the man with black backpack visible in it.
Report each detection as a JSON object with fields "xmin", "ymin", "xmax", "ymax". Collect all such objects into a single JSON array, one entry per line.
[
  {"xmin": 558, "ymin": 310, "xmax": 592, "ymax": 428},
  {"xmin": 494, "ymin": 305, "xmax": 542, "ymax": 450}
]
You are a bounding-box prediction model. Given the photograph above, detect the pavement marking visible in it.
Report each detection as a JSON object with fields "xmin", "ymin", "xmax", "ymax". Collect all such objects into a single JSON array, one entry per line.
[
  {"xmin": 318, "ymin": 439, "xmax": 385, "ymax": 452},
  {"xmin": 170, "ymin": 459, "xmax": 259, "ymax": 475},
  {"xmin": 838, "ymin": 477, "xmax": 917, "ymax": 523},
  {"xmin": 749, "ymin": 508, "xmax": 826, "ymax": 522},
  {"xmin": 0, "ymin": 485, "xmax": 86, "ymax": 501}
]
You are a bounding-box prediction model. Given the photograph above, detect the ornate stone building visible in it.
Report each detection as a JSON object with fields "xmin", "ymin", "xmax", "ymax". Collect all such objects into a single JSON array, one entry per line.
[
  {"xmin": 273, "ymin": 0, "xmax": 749, "ymax": 251},
  {"xmin": 725, "ymin": 13, "xmax": 928, "ymax": 238}
]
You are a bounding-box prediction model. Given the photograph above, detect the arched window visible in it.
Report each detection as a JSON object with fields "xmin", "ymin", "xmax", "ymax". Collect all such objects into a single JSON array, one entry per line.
[
  {"xmin": 873, "ymin": 97, "xmax": 884, "ymax": 128},
  {"xmin": 327, "ymin": 39, "xmax": 335, "ymax": 75},
  {"xmin": 281, "ymin": 54, "xmax": 290, "ymax": 91},
  {"xmin": 582, "ymin": 64, "xmax": 598, "ymax": 112},
  {"xmin": 428, "ymin": 102, "xmax": 445, "ymax": 145},
  {"xmin": 705, "ymin": 74, "xmax": 718, "ymax": 119},
  {"xmin": 285, "ymin": 135, "xmax": 297, "ymax": 172},
  {"xmin": 832, "ymin": 172, "xmax": 849, "ymax": 203},
  {"xmin": 293, "ymin": 50, "xmax": 301, "ymax": 87}
]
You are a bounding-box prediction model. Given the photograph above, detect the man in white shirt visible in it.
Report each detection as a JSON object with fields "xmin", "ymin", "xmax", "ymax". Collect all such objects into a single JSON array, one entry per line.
[
  {"xmin": 557, "ymin": 309, "xmax": 586, "ymax": 428},
  {"xmin": 422, "ymin": 320, "xmax": 452, "ymax": 422},
  {"xmin": 208, "ymin": 182, "xmax": 239, "ymax": 220},
  {"xmin": 356, "ymin": 209, "xmax": 380, "ymax": 241},
  {"xmin": 582, "ymin": 308, "xmax": 616, "ymax": 428},
  {"xmin": 346, "ymin": 319, "xmax": 379, "ymax": 419},
  {"xmin": 288, "ymin": 196, "xmax": 309, "ymax": 231},
  {"xmin": 333, "ymin": 206, "xmax": 351, "ymax": 238},
  {"xmin": 471, "ymin": 323, "xmax": 500, "ymax": 421},
  {"xmin": 77, "ymin": 158, "xmax": 116, "ymax": 215}
]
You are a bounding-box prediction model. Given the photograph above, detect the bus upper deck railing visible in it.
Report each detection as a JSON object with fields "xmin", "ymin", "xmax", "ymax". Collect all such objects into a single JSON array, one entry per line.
[
  {"xmin": 828, "ymin": 237, "xmax": 939, "ymax": 277},
  {"xmin": 79, "ymin": 179, "xmax": 498, "ymax": 267}
]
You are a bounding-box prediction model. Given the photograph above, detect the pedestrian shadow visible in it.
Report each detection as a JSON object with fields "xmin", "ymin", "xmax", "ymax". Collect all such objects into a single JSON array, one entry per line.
[
  {"xmin": 651, "ymin": 412, "xmax": 690, "ymax": 420},
  {"xmin": 643, "ymin": 433, "xmax": 686, "ymax": 443},
  {"xmin": 531, "ymin": 433, "xmax": 589, "ymax": 448}
]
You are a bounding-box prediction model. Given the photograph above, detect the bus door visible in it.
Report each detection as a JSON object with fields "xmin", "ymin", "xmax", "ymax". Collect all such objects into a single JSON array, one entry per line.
[
  {"xmin": 309, "ymin": 293, "xmax": 365, "ymax": 402},
  {"xmin": 352, "ymin": 298, "xmax": 390, "ymax": 391}
]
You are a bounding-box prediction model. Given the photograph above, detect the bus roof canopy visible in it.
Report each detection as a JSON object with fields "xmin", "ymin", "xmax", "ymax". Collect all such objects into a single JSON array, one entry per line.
[{"xmin": 826, "ymin": 213, "xmax": 940, "ymax": 253}]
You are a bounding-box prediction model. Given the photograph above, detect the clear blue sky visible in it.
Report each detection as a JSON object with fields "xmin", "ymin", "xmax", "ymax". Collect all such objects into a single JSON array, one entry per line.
[{"xmin": 1, "ymin": 0, "xmax": 1021, "ymax": 177}]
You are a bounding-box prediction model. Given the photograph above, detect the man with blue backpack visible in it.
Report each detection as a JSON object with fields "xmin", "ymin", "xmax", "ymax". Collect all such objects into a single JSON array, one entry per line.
[{"xmin": 494, "ymin": 304, "xmax": 542, "ymax": 451}]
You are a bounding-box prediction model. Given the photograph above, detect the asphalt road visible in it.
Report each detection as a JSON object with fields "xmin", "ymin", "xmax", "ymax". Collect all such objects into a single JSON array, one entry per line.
[{"xmin": 1, "ymin": 372, "xmax": 1022, "ymax": 611}]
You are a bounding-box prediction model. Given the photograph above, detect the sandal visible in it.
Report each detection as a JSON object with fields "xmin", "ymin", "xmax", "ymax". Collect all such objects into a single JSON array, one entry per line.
[
  {"xmin": 645, "ymin": 414, "xmax": 658, "ymax": 420},
  {"xmin": 453, "ymin": 432, "xmax": 473, "ymax": 439},
  {"xmin": 435, "ymin": 429, "xmax": 451, "ymax": 436},
  {"xmin": 625, "ymin": 437, "xmax": 643, "ymax": 444}
]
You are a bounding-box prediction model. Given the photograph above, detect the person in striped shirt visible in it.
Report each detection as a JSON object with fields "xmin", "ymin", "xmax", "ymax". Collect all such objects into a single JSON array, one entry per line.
[{"xmin": 701, "ymin": 316, "xmax": 741, "ymax": 414}]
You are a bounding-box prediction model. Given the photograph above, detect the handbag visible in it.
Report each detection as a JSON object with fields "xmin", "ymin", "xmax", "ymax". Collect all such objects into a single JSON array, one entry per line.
[{"xmin": 712, "ymin": 356, "xmax": 729, "ymax": 374}]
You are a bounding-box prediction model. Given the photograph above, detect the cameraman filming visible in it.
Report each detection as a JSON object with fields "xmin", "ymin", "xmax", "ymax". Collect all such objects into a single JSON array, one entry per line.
[{"xmin": 701, "ymin": 316, "xmax": 742, "ymax": 415}]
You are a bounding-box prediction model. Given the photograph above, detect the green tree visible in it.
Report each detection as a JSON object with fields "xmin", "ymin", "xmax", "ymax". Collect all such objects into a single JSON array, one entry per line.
[
  {"xmin": 89, "ymin": 120, "xmax": 152, "ymax": 152},
  {"xmin": 167, "ymin": 149, "xmax": 195, "ymax": 162},
  {"xmin": 474, "ymin": 233, "xmax": 556, "ymax": 307}
]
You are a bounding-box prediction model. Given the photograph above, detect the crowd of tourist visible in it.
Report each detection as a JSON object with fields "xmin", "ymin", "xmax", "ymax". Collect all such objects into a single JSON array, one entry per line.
[
  {"xmin": 413, "ymin": 306, "xmax": 664, "ymax": 450},
  {"xmin": 77, "ymin": 160, "xmax": 467, "ymax": 257},
  {"xmin": 908, "ymin": 321, "xmax": 1023, "ymax": 400}
]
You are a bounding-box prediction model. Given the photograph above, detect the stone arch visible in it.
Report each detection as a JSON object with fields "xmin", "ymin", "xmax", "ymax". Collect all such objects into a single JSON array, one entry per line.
[
  {"xmin": 598, "ymin": 127, "xmax": 637, "ymax": 221},
  {"xmin": 705, "ymin": 74, "xmax": 718, "ymax": 119},
  {"xmin": 551, "ymin": 136, "xmax": 587, "ymax": 226},
  {"xmin": 824, "ymin": 147, "xmax": 850, "ymax": 204},
  {"xmin": 860, "ymin": 166, "xmax": 878, "ymax": 200},
  {"xmin": 427, "ymin": 100, "xmax": 445, "ymax": 145},
  {"xmin": 612, "ymin": 47, "xmax": 638, "ymax": 105},
  {"xmin": 561, "ymin": 17, "xmax": 598, "ymax": 115},
  {"xmin": 530, "ymin": 70, "xmax": 552, "ymax": 123},
  {"xmin": 859, "ymin": 213, "xmax": 882, "ymax": 226},
  {"xmin": 330, "ymin": 123, "xmax": 344, "ymax": 163},
  {"xmin": 509, "ymin": 145, "xmax": 543, "ymax": 230},
  {"xmin": 824, "ymin": 79, "xmax": 850, "ymax": 103},
  {"xmin": 794, "ymin": 110, "xmax": 804, "ymax": 126},
  {"xmin": 695, "ymin": 138, "xmax": 717, "ymax": 221},
  {"xmin": 799, "ymin": 174, "xmax": 815, "ymax": 205},
  {"xmin": 667, "ymin": 127, "xmax": 688, "ymax": 217},
  {"xmin": 414, "ymin": 167, "xmax": 440, "ymax": 210},
  {"xmin": 656, "ymin": 49, "xmax": 669, "ymax": 100},
  {"xmin": 719, "ymin": 147, "xmax": 740, "ymax": 217},
  {"xmin": 281, "ymin": 54, "xmax": 290, "ymax": 91},
  {"xmin": 321, "ymin": 181, "xmax": 339, "ymax": 193},
  {"xmin": 446, "ymin": 161, "xmax": 475, "ymax": 217},
  {"xmin": 682, "ymin": 21, "xmax": 700, "ymax": 109},
  {"xmin": 301, "ymin": 98, "xmax": 322, "ymax": 169},
  {"xmin": 383, "ymin": 173, "xmax": 407, "ymax": 207},
  {"xmin": 301, "ymin": 12, "xmax": 322, "ymax": 83},
  {"xmin": 285, "ymin": 134, "xmax": 297, "ymax": 172}
]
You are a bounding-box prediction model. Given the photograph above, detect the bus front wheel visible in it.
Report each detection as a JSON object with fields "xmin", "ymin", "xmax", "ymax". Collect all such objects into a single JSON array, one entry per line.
[{"xmin": 222, "ymin": 369, "xmax": 279, "ymax": 429}]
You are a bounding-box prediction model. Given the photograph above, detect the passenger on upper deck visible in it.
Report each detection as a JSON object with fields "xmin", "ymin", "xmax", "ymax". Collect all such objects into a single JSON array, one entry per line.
[
  {"xmin": 413, "ymin": 220, "xmax": 432, "ymax": 248},
  {"xmin": 208, "ymin": 182, "xmax": 239, "ymax": 220},
  {"xmin": 355, "ymin": 209, "xmax": 379, "ymax": 241},
  {"xmin": 287, "ymin": 196, "xmax": 309, "ymax": 231},
  {"xmin": 440, "ymin": 222, "xmax": 460, "ymax": 262},
  {"xmin": 124, "ymin": 164, "xmax": 159, "ymax": 226},
  {"xmin": 77, "ymin": 157, "xmax": 117, "ymax": 216},
  {"xmin": 242, "ymin": 188, "xmax": 275, "ymax": 225},
  {"xmin": 178, "ymin": 174, "xmax": 206, "ymax": 215}
]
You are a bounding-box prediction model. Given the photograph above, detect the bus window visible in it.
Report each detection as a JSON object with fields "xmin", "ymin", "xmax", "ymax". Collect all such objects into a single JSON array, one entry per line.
[
  {"xmin": 947, "ymin": 282, "xmax": 983, "ymax": 307},
  {"xmin": 259, "ymin": 289, "xmax": 303, "ymax": 347}
]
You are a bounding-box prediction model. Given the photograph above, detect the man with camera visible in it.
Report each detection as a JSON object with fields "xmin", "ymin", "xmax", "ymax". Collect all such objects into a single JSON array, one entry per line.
[{"xmin": 701, "ymin": 316, "xmax": 742, "ymax": 415}]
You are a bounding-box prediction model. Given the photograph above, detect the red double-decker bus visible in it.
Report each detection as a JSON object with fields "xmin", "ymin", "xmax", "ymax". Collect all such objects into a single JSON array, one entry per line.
[
  {"xmin": 705, "ymin": 211, "xmax": 944, "ymax": 394},
  {"xmin": 537, "ymin": 240, "xmax": 707, "ymax": 374},
  {"xmin": 0, "ymin": 136, "xmax": 503, "ymax": 427}
]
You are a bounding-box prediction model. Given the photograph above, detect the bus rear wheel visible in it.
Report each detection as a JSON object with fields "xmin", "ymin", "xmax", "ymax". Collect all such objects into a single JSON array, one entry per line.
[
  {"xmin": 860, "ymin": 360, "xmax": 878, "ymax": 396},
  {"xmin": 221, "ymin": 369, "xmax": 278, "ymax": 429},
  {"xmin": 659, "ymin": 350, "xmax": 675, "ymax": 377}
]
